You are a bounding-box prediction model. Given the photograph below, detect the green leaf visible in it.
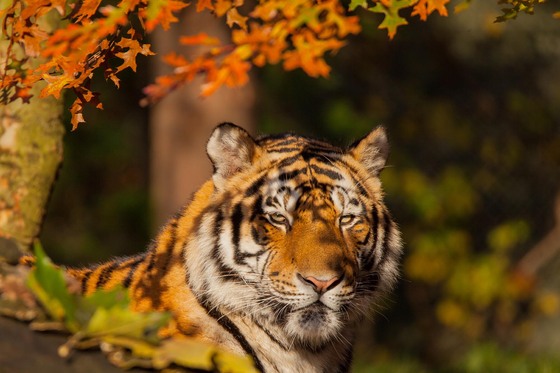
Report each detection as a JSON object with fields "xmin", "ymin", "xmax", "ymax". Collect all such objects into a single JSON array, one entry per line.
[
  {"xmin": 349, "ymin": 0, "xmax": 368, "ymax": 11},
  {"xmin": 146, "ymin": 0, "xmax": 165, "ymax": 21},
  {"xmin": 495, "ymin": 0, "xmax": 544, "ymax": 23},
  {"xmin": 86, "ymin": 303, "xmax": 170, "ymax": 343},
  {"xmin": 74, "ymin": 286, "xmax": 130, "ymax": 326},
  {"xmin": 369, "ymin": 0, "xmax": 412, "ymax": 39},
  {"xmin": 27, "ymin": 241, "xmax": 79, "ymax": 332},
  {"xmin": 153, "ymin": 338, "xmax": 258, "ymax": 372}
]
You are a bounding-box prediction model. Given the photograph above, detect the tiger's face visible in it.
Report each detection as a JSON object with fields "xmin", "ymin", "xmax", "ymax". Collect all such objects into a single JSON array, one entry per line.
[{"xmin": 188, "ymin": 123, "xmax": 402, "ymax": 348}]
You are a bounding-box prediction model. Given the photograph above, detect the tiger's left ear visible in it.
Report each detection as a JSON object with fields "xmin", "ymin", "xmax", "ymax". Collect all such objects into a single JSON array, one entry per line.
[
  {"xmin": 348, "ymin": 126, "xmax": 389, "ymax": 177},
  {"xmin": 207, "ymin": 122, "xmax": 257, "ymax": 190}
]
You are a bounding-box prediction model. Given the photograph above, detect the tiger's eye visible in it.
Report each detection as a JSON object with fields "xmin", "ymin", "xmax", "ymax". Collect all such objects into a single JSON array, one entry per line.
[
  {"xmin": 339, "ymin": 214, "xmax": 356, "ymax": 225},
  {"xmin": 268, "ymin": 212, "xmax": 287, "ymax": 225}
]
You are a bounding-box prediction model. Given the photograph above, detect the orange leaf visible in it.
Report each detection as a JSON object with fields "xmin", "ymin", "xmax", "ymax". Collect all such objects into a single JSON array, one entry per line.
[
  {"xmin": 69, "ymin": 98, "xmax": 85, "ymax": 131},
  {"xmin": 73, "ymin": 0, "xmax": 102, "ymax": 23},
  {"xmin": 163, "ymin": 52, "xmax": 189, "ymax": 67},
  {"xmin": 226, "ymin": 8, "xmax": 248, "ymax": 30},
  {"xmin": 179, "ymin": 33, "xmax": 221, "ymax": 45},
  {"xmin": 412, "ymin": 0, "xmax": 449, "ymax": 21},
  {"xmin": 106, "ymin": 70, "xmax": 121, "ymax": 88},
  {"xmin": 196, "ymin": 0, "xmax": 213, "ymax": 12},
  {"xmin": 214, "ymin": 0, "xmax": 232, "ymax": 17},
  {"xmin": 428, "ymin": 0, "xmax": 449, "ymax": 17},
  {"xmin": 41, "ymin": 71, "xmax": 76, "ymax": 99},
  {"xmin": 13, "ymin": 87, "xmax": 33, "ymax": 104},
  {"xmin": 411, "ymin": 0, "xmax": 429, "ymax": 21},
  {"xmin": 144, "ymin": 0, "xmax": 189, "ymax": 31},
  {"xmin": 115, "ymin": 38, "xmax": 154, "ymax": 73}
]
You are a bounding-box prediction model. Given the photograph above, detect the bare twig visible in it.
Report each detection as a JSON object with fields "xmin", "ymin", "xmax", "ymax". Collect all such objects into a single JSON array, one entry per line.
[{"xmin": 517, "ymin": 191, "xmax": 560, "ymax": 276}]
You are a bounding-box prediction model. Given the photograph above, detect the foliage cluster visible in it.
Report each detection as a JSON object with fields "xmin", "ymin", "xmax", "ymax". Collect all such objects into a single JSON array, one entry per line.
[
  {"xmin": 1, "ymin": 0, "xmax": 554, "ymax": 129},
  {"xmin": 24, "ymin": 242, "xmax": 256, "ymax": 372}
]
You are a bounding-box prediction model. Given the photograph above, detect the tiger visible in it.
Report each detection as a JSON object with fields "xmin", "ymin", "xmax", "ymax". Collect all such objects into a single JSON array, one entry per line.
[{"xmin": 66, "ymin": 123, "xmax": 403, "ymax": 373}]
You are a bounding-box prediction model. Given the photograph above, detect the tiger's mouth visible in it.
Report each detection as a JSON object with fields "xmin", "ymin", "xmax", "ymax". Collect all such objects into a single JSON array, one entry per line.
[
  {"xmin": 297, "ymin": 303, "xmax": 329, "ymax": 327},
  {"xmin": 284, "ymin": 302, "xmax": 343, "ymax": 346}
]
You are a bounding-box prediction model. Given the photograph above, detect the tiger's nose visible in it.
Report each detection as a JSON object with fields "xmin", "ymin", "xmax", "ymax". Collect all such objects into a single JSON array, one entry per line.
[{"xmin": 297, "ymin": 274, "xmax": 342, "ymax": 294}]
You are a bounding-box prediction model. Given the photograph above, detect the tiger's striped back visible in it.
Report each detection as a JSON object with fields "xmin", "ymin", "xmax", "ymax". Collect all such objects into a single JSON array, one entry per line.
[{"xmin": 67, "ymin": 123, "xmax": 403, "ymax": 373}]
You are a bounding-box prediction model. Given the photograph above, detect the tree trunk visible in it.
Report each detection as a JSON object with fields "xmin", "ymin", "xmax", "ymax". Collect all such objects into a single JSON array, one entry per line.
[
  {"xmin": 150, "ymin": 9, "xmax": 256, "ymax": 227},
  {"xmin": 0, "ymin": 43, "xmax": 65, "ymax": 261}
]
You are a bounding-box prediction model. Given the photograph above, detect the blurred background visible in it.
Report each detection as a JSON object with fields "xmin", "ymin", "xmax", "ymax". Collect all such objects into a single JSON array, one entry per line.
[{"xmin": 40, "ymin": 1, "xmax": 560, "ymax": 372}]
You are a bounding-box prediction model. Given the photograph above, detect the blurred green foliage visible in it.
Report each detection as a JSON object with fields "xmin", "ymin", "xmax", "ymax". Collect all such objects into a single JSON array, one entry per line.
[
  {"xmin": 28, "ymin": 242, "xmax": 256, "ymax": 372},
  {"xmin": 39, "ymin": 1, "xmax": 560, "ymax": 371}
]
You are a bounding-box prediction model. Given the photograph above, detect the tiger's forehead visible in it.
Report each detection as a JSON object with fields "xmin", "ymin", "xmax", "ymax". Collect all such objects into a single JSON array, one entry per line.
[
  {"xmin": 257, "ymin": 133, "xmax": 342, "ymax": 151},
  {"xmin": 236, "ymin": 134, "xmax": 372, "ymax": 202},
  {"xmin": 258, "ymin": 150, "xmax": 363, "ymax": 199}
]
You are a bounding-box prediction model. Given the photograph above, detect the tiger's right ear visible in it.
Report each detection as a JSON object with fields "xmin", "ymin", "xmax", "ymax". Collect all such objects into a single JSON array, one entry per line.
[{"xmin": 207, "ymin": 123, "xmax": 257, "ymax": 190}]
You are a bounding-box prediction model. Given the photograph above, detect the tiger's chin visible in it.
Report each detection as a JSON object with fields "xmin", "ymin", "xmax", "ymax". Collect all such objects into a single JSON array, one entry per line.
[{"xmin": 285, "ymin": 303, "xmax": 343, "ymax": 348}]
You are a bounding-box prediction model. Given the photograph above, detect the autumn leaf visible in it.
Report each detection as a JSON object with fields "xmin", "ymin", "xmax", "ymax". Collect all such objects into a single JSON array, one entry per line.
[
  {"xmin": 114, "ymin": 38, "xmax": 155, "ymax": 73},
  {"xmin": 13, "ymin": 87, "xmax": 33, "ymax": 104},
  {"xmin": 369, "ymin": 0, "xmax": 412, "ymax": 39},
  {"xmin": 144, "ymin": 0, "xmax": 189, "ymax": 31},
  {"xmin": 349, "ymin": 0, "xmax": 368, "ymax": 11},
  {"xmin": 227, "ymin": 8, "xmax": 248, "ymax": 30},
  {"xmin": 179, "ymin": 33, "xmax": 221, "ymax": 45},
  {"xmin": 196, "ymin": 0, "xmax": 213, "ymax": 12},
  {"xmin": 69, "ymin": 99, "xmax": 86, "ymax": 131},
  {"xmin": 214, "ymin": 0, "xmax": 234, "ymax": 17},
  {"xmin": 73, "ymin": 0, "xmax": 103, "ymax": 23}
]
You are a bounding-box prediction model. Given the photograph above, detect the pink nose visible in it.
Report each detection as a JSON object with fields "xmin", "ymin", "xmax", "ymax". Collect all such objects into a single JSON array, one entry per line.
[{"xmin": 298, "ymin": 274, "xmax": 341, "ymax": 294}]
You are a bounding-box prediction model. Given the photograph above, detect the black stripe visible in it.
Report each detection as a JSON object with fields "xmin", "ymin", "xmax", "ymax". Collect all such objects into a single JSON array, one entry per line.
[
  {"xmin": 81, "ymin": 269, "xmax": 93, "ymax": 294},
  {"xmin": 349, "ymin": 174, "xmax": 368, "ymax": 196},
  {"xmin": 263, "ymin": 138, "xmax": 297, "ymax": 148},
  {"xmin": 146, "ymin": 242, "xmax": 157, "ymax": 273},
  {"xmin": 198, "ymin": 295, "xmax": 265, "ymax": 372},
  {"xmin": 267, "ymin": 146, "xmax": 301, "ymax": 153},
  {"xmin": 231, "ymin": 203, "xmax": 245, "ymax": 265},
  {"xmin": 250, "ymin": 195, "xmax": 263, "ymax": 220},
  {"xmin": 275, "ymin": 154, "xmax": 302, "ymax": 169},
  {"xmin": 251, "ymin": 225, "xmax": 269, "ymax": 245},
  {"xmin": 264, "ymin": 196, "xmax": 274, "ymax": 207},
  {"xmin": 310, "ymin": 164, "xmax": 343, "ymax": 180},
  {"xmin": 278, "ymin": 168, "xmax": 305, "ymax": 181},
  {"xmin": 376, "ymin": 212, "xmax": 392, "ymax": 268},
  {"xmin": 214, "ymin": 209, "xmax": 224, "ymax": 237},
  {"xmin": 123, "ymin": 255, "xmax": 145, "ymax": 288},
  {"xmin": 357, "ymin": 229, "xmax": 371, "ymax": 246},
  {"xmin": 212, "ymin": 210, "xmax": 244, "ymax": 283},
  {"xmin": 159, "ymin": 220, "xmax": 178, "ymax": 275},
  {"xmin": 304, "ymin": 146, "xmax": 342, "ymax": 154},
  {"xmin": 95, "ymin": 261, "xmax": 120, "ymax": 289},
  {"xmin": 252, "ymin": 317, "xmax": 289, "ymax": 351},
  {"xmin": 363, "ymin": 204, "xmax": 379, "ymax": 271},
  {"xmin": 245, "ymin": 175, "xmax": 267, "ymax": 196}
]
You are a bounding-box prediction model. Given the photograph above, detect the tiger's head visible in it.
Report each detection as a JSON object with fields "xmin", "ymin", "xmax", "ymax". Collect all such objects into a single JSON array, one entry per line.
[{"xmin": 187, "ymin": 123, "xmax": 402, "ymax": 348}]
